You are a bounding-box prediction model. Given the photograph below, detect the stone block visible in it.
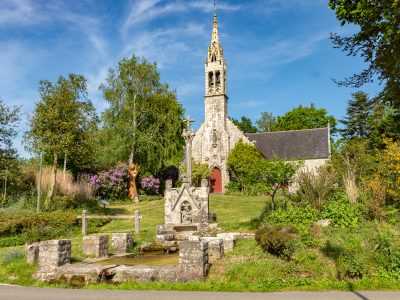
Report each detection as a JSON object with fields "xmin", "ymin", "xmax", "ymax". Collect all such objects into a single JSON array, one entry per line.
[
  {"xmin": 36, "ymin": 239, "xmax": 71, "ymax": 281},
  {"xmin": 26, "ymin": 242, "xmax": 39, "ymax": 265},
  {"xmin": 112, "ymin": 232, "xmax": 133, "ymax": 254},
  {"xmin": 179, "ymin": 241, "xmax": 209, "ymax": 281},
  {"xmin": 83, "ymin": 235, "xmax": 109, "ymax": 258},
  {"xmin": 217, "ymin": 232, "xmax": 240, "ymax": 252},
  {"xmin": 200, "ymin": 237, "xmax": 224, "ymax": 263},
  {"xmin": 113, "ymin": 266, "xmax": 180, "ymax": 283}
]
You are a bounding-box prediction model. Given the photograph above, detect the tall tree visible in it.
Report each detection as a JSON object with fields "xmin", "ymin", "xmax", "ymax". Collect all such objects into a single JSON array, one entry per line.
[
  {"xmin": 341, "ymin": 91, "xmax": 373, "ymax": 139},
  {"xmin": 329, "ymin": 0, "xmax": 400, "ymax": 105},
  {"xmin": 99, "ymin": 55, "xmax": 184, "ymax": 201},
  {"xmin": 26, "ymin": 74, "xmax": 97, "ymax": 206},
  {"xmin": 273, "ymin": 104, "xmax": 337, "ymax": 134},
  {"xmin": 230, "ymin": 116, "xmax": 258, "ymax": 133},
  {"xmin": 0, "ymin": 99, "xmax": 20, "ymax": 202},
  {"xmin": 255, "ymin": 111, "xmax": 277, "ymax": 132},
  {"xmin": 227, "ymin": 139, "xmax": 262, "ymax": 190}
]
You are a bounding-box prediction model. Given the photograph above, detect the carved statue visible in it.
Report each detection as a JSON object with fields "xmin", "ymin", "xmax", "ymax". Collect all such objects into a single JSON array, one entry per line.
[
  {"xmin": 128, "ymin": 163, "xmax": 139, "ymax": 203},
  {"xmin": 181, "ymin": 201, "xmax": 192, "ymax": 224}
]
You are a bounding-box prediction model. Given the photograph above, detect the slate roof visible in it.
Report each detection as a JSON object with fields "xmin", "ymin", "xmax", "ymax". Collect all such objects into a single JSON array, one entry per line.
[{"xmin": 245, "ymin": 127, "xmax": 330, "ymax": 160}]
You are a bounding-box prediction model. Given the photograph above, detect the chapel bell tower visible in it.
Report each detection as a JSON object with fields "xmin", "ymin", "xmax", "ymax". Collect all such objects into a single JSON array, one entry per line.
[{"xmin": 204, "ymin": 0, "xmax": 228, "ymax": 125}]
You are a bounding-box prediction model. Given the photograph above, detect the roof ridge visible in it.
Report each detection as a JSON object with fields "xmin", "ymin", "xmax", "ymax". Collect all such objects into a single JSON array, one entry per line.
[{"xmin": 246, "ymin": 127, "xmax": 328, "ymax": 135}]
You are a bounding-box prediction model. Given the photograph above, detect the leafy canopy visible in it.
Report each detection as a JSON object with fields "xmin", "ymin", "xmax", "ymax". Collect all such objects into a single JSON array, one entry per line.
[
  {"xmin": 99, "ymin": 55, "xmax": 184, "ymax": 174},
  {"xmin": 255, "ymin": 111, "xmax": 277, "ymax": 132},
  {"xmin": 230, "ymin": 116, "xmax": 258, "ymax": 133},
  {"xmin": 0, "ymin": 99, "xmax": 20, "ymax": 171},
  {"xmin": 273, "ymin": 103, "xmax": 337, "ymax": 134},
  {"xmin": 26, "ymin": 74, "xmax": 97, "ymax": 164},
  {"xmin": 340, "ymin": 91, "xmax": 373, "ymax": 140},
  {"xmin": 329, "ymin": 0, "xmax": 400, "ymax": 105},
  {"xmin": 227, "ymin": 139, "xmax": 262, "ymax": 189}
]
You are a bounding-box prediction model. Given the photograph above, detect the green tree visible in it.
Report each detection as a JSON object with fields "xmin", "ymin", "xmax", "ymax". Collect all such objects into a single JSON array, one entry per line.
[
  {"xmin": 191, "ymin": 163, "xmax": 213, "ymax": 187},
  {"xmin": 368, "ymin": 100, "xmax": 400, "ymax": 148},
  {"xmin": 341, "ymin": 91, "xmax": 373, "ymax": 140},
  {"xmin": 230, "ymin": 116, "xmax": 258, "ymax": 133},
  {"xmin": 273, "ymin": 104, "xmax": 337, "ymax": 134},
  {"xmin": 227, "ymin": 140, "xmax": 262, "ymax": 190},
  {"xmin": 99, "ymin": 55, "xmax": 184, "ymax": 198},
  {"xmin": 0, "ymin": 99, "xmax": 20, "ymax": 203},
  {"xmin": 26, "ymin": 74, "xmax": 97, "ymax": 206},
  {"xmin": 256, "ymin": 111, "xmax": 277, "ymax": 132},
  {"xmin": 329, "ymin": 0, "xmax": 400, "ymax": 106},
  {"xmin": 250, "ymin": 158, "xmax": 300, "ymax": 211}
]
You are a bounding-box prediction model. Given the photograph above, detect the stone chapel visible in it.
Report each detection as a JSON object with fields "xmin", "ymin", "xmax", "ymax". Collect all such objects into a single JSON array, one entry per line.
[{"xmin": 192, "ymin": 3, "xmax": 331, "ymax": 193}]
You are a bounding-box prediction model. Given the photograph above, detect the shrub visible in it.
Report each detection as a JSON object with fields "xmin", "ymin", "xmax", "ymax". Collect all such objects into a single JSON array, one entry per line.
[
  {"xmin": 255, "ymin": 225, "xmax": 299, "ymax": 259},
  {"xmin": 321, "ymin": 192, "xmax": 362, "ymax": 228},
  {"xmin": 322, "ymin": 234, "xmax": 368, "ymax": 280},
  {"xmin": 373, "ymin": 227, "xmax": 400, "ymax": 273},
  {"xmin": 225, "ymin": 181, "xmax": 241, "ymax": 194},
  {"xmin": 267, "ymin": 203, "xmax": 319, "ymax": 234},
  {"xmin": 90, "ymin": 163, "xmax": 128, "ymax": 200},
  {"xmin": 296, "ymin": 166, "xmax": 337, "ymax": 211},
  {"xmin": 141, "ymin": 176, "xmax": 160, "ymax": 195},
  {"xmin": 361, "ymin": 176, "xmax": 387, "ymax": 221},
  {"xmin": 0, "ymin": 211, "xmax": 78, "ymax": 247}
]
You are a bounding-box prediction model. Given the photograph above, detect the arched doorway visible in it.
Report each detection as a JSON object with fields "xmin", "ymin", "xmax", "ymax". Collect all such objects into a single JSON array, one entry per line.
[{"xmin": 210, "ymin": 167, "xmax": 222, "ymax": 193}]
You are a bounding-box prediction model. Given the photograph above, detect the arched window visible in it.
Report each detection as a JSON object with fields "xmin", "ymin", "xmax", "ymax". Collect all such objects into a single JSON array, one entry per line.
[
  {"xmin": 211, "ymin": 53, "xmax": 217, "ymax": 62},
  {"xmin": 216, "ymin": 71, "xmax": 221, "ymax": 87},
  {"xmin": 208, "ymin": 72, "xmax": 214, "ymax": 87}
]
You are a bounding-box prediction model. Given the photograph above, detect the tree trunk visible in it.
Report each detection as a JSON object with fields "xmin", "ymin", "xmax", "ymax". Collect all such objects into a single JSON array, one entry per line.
[
  {"xmin": 46, "ymin": 153, "xmax": 58, "ymax": 208},
  {"xmin": 128, "ymin": 163, "xmax": 139, "ymax": 203},
  {"xmin": 2, "ymin": 170, "xmax": 7, "ymax": 204},
  {"xmin": 63, "ymin": 153, "xmax": 67, "ymax": 181}
]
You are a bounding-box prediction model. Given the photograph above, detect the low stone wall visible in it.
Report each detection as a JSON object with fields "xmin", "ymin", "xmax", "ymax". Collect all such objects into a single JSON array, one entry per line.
[
  {"xmin": 83, "ymin": 235, "xmax": 109, "ymax": 258},
  {"xmin": 112, "ymin": 266, "xmax": 180, "ymax": 283},
  {"xmin": 36, "ymin": 239, "xmax": 211, "ymax": 283},
  {"xmin": 112, "ymin": 233, "xmax": 133, "ymax": 254},
  {"xmin": 35, "ymin": 239, "xmax": 71, "ymax": 281}
]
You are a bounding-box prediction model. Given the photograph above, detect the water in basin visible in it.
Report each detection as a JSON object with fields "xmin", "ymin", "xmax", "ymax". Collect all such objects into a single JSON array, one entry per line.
[{"xmin": 96, "ymin": 252, "xmax": 179, "ymax": 266}]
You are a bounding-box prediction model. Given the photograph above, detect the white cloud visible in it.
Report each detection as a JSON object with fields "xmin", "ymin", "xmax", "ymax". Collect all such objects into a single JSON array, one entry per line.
[
  {"xmin": 121, "ymin": 0, "xmax": 242, "ymax": 36},
  {"xmin": 0, "ymin": 0, "xmax": 42, "ymax": 26}
]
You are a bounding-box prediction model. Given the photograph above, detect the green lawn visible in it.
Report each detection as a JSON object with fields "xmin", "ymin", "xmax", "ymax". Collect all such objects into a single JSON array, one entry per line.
[{"xmin": 1, "ymin": 194, "xmax": 400, "ymax": 291}]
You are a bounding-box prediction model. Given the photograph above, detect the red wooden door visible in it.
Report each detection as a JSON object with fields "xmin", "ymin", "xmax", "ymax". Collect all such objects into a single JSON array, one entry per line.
[{"xmin": 210, "ymin": 167, "xmax": 222, "ymax": 193}]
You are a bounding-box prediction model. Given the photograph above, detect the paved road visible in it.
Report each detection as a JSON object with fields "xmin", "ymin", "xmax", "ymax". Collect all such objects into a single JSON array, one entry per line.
[{"xmin": 0, "ymin": 285, "xmax": 399, "ymax": 300}]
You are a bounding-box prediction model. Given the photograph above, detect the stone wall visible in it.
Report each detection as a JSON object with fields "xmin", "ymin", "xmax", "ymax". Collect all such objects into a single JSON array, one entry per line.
[
  {"xmin": 289, "ymin": 158, "xmax": 329, "ymax": 193},
  {"xmin": 83, "ymin": 235, "xmax": 109, "ymax": 258},
  {"xmin": 36, "ymin": 240, "xmax": 71, "ymax": 281},
  {"xmin": 112, "ymin": 233, "xmax": 133, "ymax": 254}
]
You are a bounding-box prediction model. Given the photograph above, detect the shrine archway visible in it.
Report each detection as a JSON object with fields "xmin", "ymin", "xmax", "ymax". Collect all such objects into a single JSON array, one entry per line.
[{"xmin": 210, "ymin": 167, "xmax": 222, "ymax": 193}]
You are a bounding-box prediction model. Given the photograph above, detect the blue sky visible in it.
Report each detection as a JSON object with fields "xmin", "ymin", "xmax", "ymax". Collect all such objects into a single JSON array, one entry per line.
[{"xmin": 0, "ymin": 0, "xmax": 382, "ymax": 158}]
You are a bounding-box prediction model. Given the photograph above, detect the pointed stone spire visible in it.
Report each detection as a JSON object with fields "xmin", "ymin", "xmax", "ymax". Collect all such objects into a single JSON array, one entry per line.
[{"xmin": 211, "ymin": 0, "xmax": 219, "ymax": 44}]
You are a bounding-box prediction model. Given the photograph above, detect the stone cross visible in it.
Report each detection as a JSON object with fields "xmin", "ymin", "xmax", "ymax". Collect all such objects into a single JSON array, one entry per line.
[
  {"xmin": 184, "ymin": 115, "xmax": 195, "ymax": 130},
  {"xmin": 182, "ymin": 116, "xmax": 195, "ymax": 186}
]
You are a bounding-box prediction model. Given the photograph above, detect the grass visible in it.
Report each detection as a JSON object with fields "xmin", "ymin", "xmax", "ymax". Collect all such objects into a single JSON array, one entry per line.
[{"xmin": 1, "ymin": 194, "xmax": 400, "ymax": 291}]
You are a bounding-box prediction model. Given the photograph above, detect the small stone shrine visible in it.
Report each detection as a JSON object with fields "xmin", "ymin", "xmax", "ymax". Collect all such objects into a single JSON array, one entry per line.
[{"xmin": 157, "ymin": 116, "xmax": 211, "ymax": 244}]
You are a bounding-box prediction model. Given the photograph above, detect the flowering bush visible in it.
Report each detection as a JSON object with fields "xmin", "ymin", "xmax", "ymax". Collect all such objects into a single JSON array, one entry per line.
[
  {"xmin": 141, "ymin": 176, "xmax": 160, "ymax": 195},
  {"xmin": 90, "ymin": 164, "xmax": 128, "ymax": 200}
]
